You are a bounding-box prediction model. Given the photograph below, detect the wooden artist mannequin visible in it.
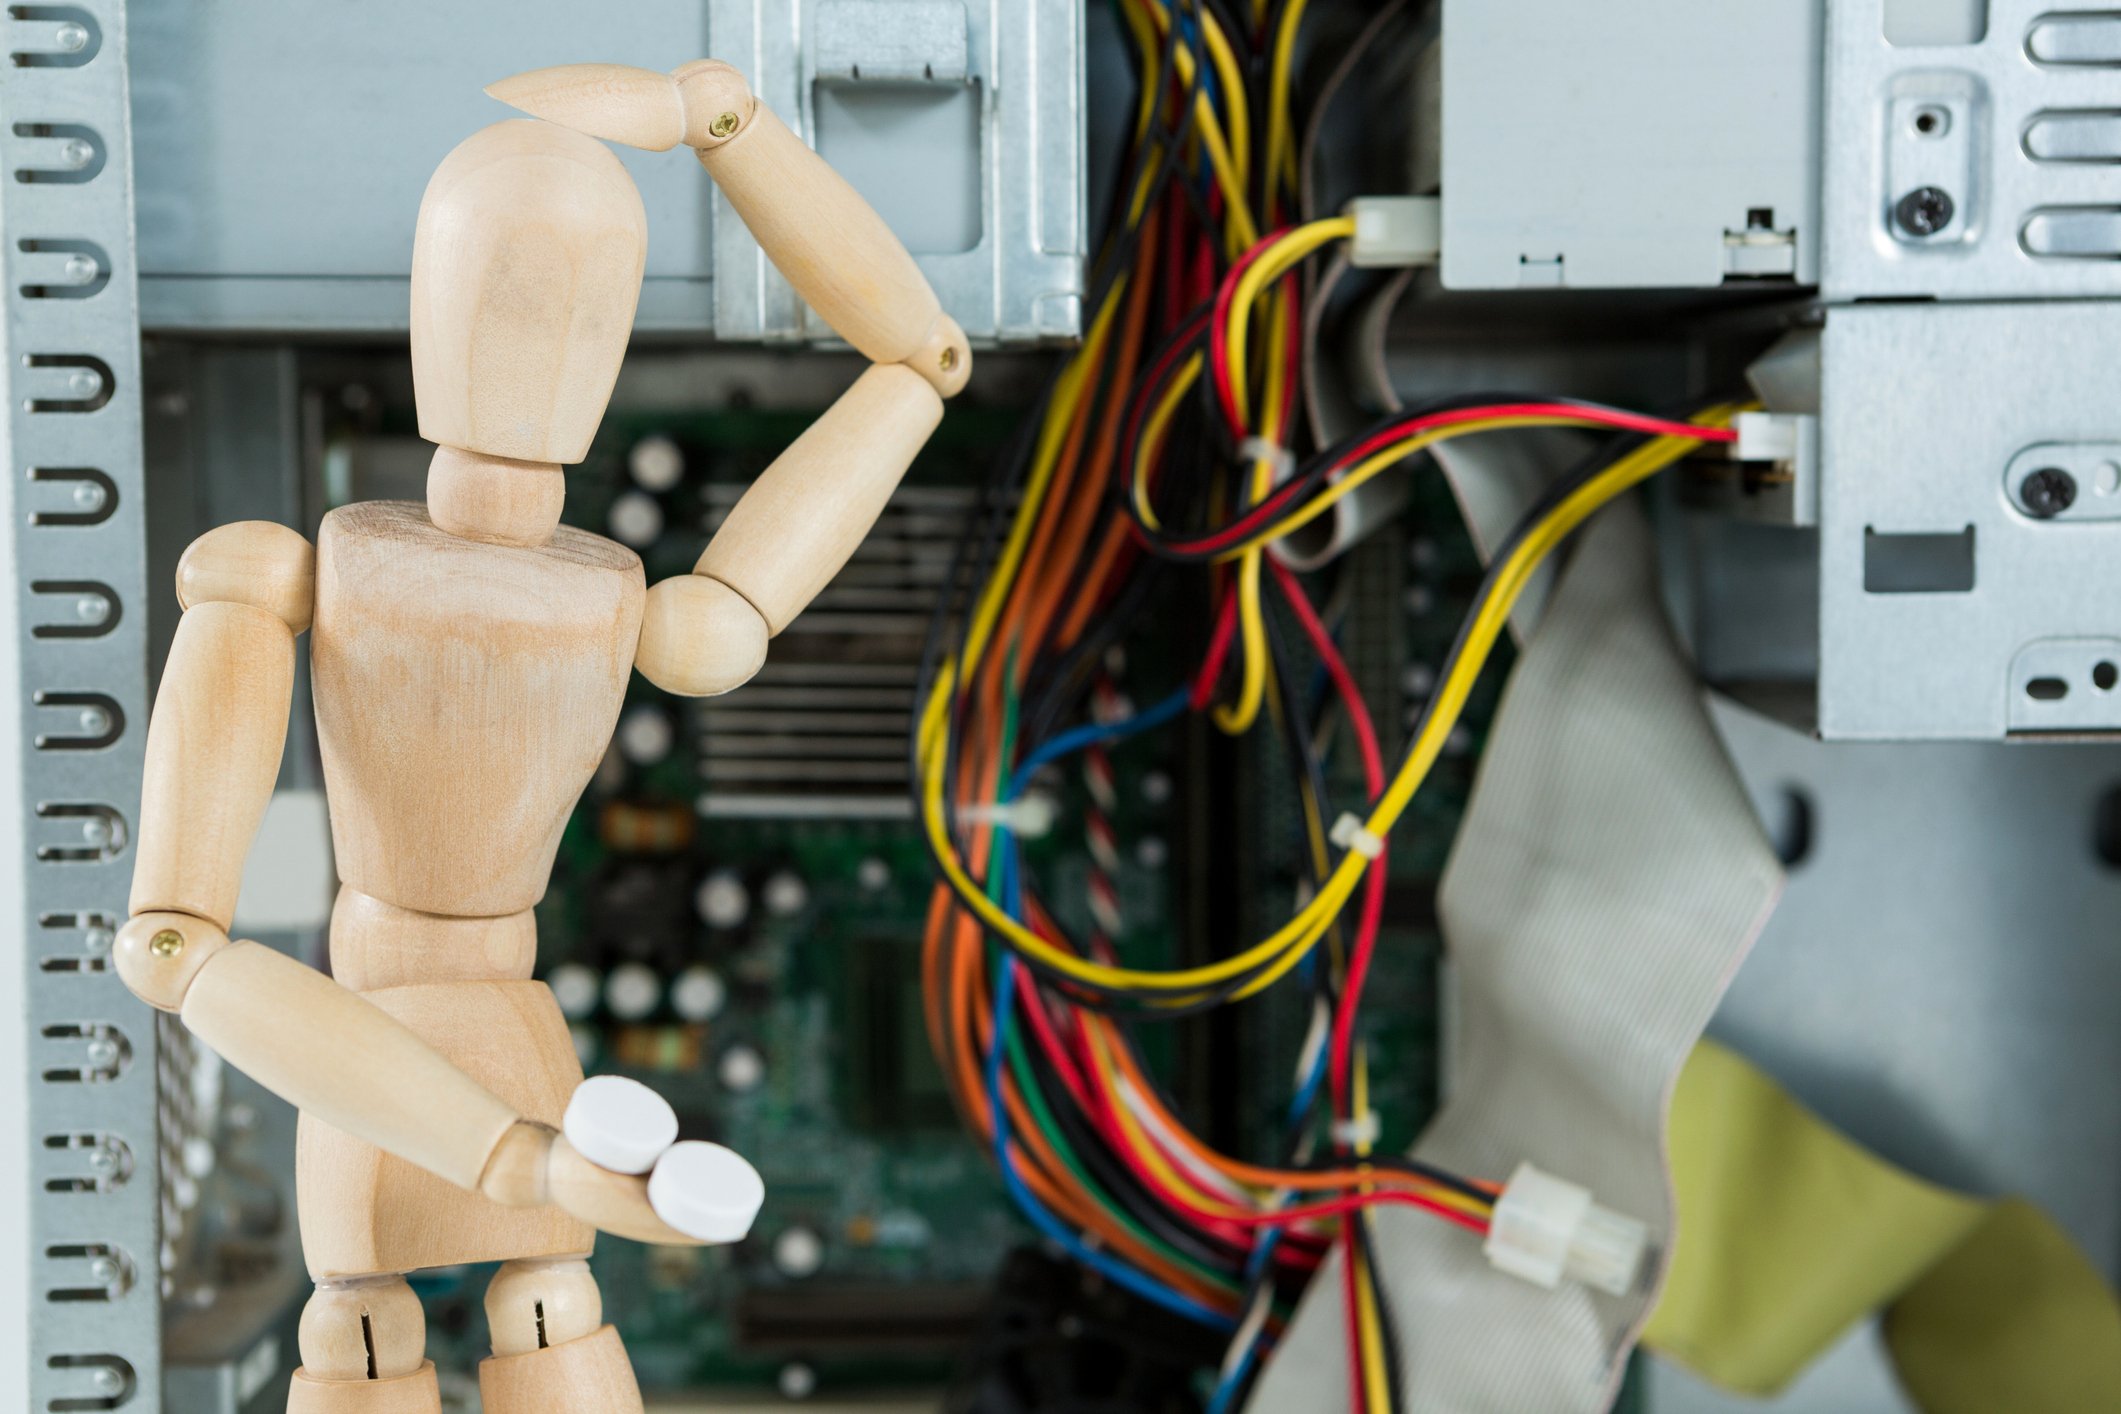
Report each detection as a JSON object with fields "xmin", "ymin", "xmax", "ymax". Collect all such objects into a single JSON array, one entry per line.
[{"xmin": 111, "ymin": 61, "xmax": 970, "ymax": 1413}]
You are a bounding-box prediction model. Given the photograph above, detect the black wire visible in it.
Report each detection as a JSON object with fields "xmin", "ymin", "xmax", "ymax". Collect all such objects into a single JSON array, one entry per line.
[
  {"xmin": 1126, "ymin": 392, "xmax": 1678, "ymax": 561},
  {"xmin": 1005, "ymin": 981, "xmax": 1256, "ymax": 1277},
  {"xmin": 1355, "ymin": 1212, "xmax": 1408, "ymax": 1413},
  {"xmin": 1291, "ymin": 1152, "xmax": 1495, "ymax": 1209}
]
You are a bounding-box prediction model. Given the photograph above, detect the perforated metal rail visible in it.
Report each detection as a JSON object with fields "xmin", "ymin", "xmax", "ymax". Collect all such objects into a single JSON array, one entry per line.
[{"xmin": 3, "ymin": 2, "xmax": 157, "ymax": 1408}]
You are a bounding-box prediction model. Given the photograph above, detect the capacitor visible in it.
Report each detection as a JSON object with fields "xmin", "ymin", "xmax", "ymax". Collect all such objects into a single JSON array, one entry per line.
[
  {"xmin": 762, "ymin": 868, "xmax": 809, "ymax": 918},
  {"xmin": 607, "ymin": 490, "xmax": 664, "ymax": 548},
  {"xmin": 616, "ymin": 705, "xmax": 674, "ymax": 765},
  {"xmin": 547, "ymin": 963, "xmax": 601, "ymax": 1020},
  {"xmin": 671, "ymin": 965, "xmax": 727, "ymax": 1023},
  {"xmin": 696, "ymin": 868, "xmax": 749, "ymax": 930},
  {"xmin": 774, "ymin": 1225, "xmax": 825, "ymax": 1279},
  {"xmin": 778, "ymin": 1362, "xmax": 817, "ymax": 1401},
  {"xmin": 628, "ymin": 435, "xmax": 685, "ymax": 492},
  {"xmin": 718, "ymin": 1043, "xmax": 765, "ymax": 1094},
  {"xmin": 604, "ymin": 962, "xmax": 662, "ymax": 1021}
]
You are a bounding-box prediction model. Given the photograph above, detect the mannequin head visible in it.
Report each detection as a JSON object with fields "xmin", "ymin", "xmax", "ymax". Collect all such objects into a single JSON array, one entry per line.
[{"xmin": 410, "ymin": 119, "xmax": 646, "ymax": 466}]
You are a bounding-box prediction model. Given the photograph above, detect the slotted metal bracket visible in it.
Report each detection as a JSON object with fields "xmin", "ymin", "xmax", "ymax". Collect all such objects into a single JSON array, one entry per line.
[{"xmin": 2, "ymin": 0, "xmax": 158, "ymax": 1408}]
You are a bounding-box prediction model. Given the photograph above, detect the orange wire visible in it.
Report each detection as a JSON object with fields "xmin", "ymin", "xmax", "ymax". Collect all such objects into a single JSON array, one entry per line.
[
  {"xmin": 1011, "ymin": 211, "xmax": 1161, "ymax": 661},
  {"xmin": 1097, "ymin": 1014, "xmax": 1500, "ymax": 1198}
]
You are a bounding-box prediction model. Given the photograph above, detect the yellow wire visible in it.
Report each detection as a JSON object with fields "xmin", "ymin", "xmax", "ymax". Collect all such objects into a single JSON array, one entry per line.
[
  {"xmin": 1213, "ymin": 279, "xmax": 1296, "ymax": 735},
  {"xmin": 1122, "ymin": 0, "xmax": 1259, "ymax": 250},
  {"xmin": 952, "ymin": 286, "xmax": 1126, "ymax": 680},
  {"xmin": 1351, "ymin": 1050, "xmax": 1393, "ymax": 1412},
  {"xmin": 1264, "ymin": 0, "xmax": 1311, "ymax": 219},
  {"xmin": 920, "ymin": 409, "xmax": 1739, "ymax": 999},
  {"xmin": 1118, "ymin": 0, "xmax": 1162, "ymax": 144},
  {"xmin": 1082, "ymin": 1020, "xmax": 1490, "ymax": 1224},
  {"xmin": 1130, "ymin": 354, "xmax": 1206, "ymax": 533},
  {"xmin": 1194, "ymin": 3, "xmax": 1252, "ymax": 183},
  {"xmin": 1227, "ymin": 218, "xmax": 1351, "ymax": 426},
  {"xmin": 1230, "ymin": 413, "xmax": 1655, "ymax": 561}
]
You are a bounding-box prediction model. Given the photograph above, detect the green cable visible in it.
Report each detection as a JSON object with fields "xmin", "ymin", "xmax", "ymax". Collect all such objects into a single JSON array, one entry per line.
[{"xmin": 988, "ymin": 658, "xmax": 1245, "ymax": 1301}]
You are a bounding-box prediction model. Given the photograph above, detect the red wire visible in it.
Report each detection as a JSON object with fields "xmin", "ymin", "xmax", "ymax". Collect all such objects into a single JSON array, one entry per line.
[
  {"xmin": 1270, "ymin": 561, "xmax": 1389, "ymax": 1114},
  {"xmin": 1181, "ymin": 402, "xmax": 1740, "ymax": 558},
  {"xmin": 1006, "ymin": 897, "xmax": 1334, "ymax": 1268},
  {"xmin": 1208, "ymin": 229, "xmax": 1293, "ymax": 439},
  {"xmin": 1342, "ymin": 1233, "xmax": 1370, "ymax": 1414}
]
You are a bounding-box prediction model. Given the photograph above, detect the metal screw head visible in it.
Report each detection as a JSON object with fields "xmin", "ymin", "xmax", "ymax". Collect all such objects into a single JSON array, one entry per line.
[
  {"xmin": 710, "ymin": 111, "xmax": 740, "ymax": 138},
  {"xmin": 148, "ymin": 929, "xmax": 185, "ymax": 959},
  {"xmin": 938, "ymin": 346, "xmax": 959, "ymax": 372},
  {"xmin": 2021, "ymin": 466, "xmax": 2078, "ymax": 519},
  {"xmin": 1894, "ymin": 186, "xmax": 1955, "ymax": 237}
]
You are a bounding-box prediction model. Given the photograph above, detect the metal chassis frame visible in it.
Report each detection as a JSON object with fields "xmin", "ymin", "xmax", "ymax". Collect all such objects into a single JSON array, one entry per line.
[{"xmin": 2, "ymin": 1, "xmax": 157, "ymax": 1408}]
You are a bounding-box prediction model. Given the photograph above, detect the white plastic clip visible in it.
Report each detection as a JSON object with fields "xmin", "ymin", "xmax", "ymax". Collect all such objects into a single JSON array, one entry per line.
[
  {"xmin": 961, "ymin": 794, "xmax": 1059, "ymax": 839},
  {"xmin": 1483, "ymin": 1162, "xmax": 1649, "ymax": 1297},
  {"xmin": 1238, "ymin": 436, "xmax": 1296, "ymax": 481},
  {"xmin": 1331, "ymin": 1110, "xmax": 1381, "ymax": 1148},
  {"xmin": 1330, "ymin": 812, "xmax": 1385, "ymax": 860}
]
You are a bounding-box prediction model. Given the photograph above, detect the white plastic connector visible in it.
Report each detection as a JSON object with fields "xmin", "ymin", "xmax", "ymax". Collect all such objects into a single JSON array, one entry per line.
[
  {"xmin": 1483, "ymin": 1162, "xmax": 1648, "ymax": 1297},
  {"xmin": 1732, "ymin": 410, "xmax": 1801, "ymax": 464},
  {"xmin": 1347, "ymin": 196, "xmax": 1442, "ymax": 269}
]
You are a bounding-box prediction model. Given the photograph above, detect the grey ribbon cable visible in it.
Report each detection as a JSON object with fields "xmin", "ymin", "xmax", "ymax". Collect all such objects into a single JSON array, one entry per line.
[{"xmin": 1249, "ymin": 496, "xmax": 1784, "ymax": 1413}]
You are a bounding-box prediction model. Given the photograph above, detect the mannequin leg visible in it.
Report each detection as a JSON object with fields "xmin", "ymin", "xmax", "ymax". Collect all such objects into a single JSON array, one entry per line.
[
  {"xmin": 478, "ymin": 1257, "xmax": 644, "ymax": 1414},
  {"xmin": 286, "ymin": 1275, "xmax": 441, "ymax": 1413}
]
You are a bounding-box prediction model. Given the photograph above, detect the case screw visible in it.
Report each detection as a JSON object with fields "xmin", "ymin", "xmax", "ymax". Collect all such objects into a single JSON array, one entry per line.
[
  {"xmin": 1894, "ymin": 186, "xmax": 1955, "ymax": 238},
  {"xmin": 710, "ymin": 111, "xmax": 740, "ymax": 138},
  {"xmin": 2021, "ymin": 467, "xmax": 2077, "ymax": 519},
  {"xmin": 148, "ymin": 929, "xmax": 185, "ymax": 958}
]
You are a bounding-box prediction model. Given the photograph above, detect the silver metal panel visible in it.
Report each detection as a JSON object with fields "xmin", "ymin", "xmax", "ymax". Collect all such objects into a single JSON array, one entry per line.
[
  {"xmin": 1823, "ymin": 0, "xmax": 2121, "ymax": 301},
  {"xmin": 1817, "ymin": 301, "xmax": 2121, "ymax": 739},
  {"xmin": 1440, "ymin": 0, "xmax": 1821, "ymax": 290},
  {"xmin": 2, "ymin": 1, "xmax": 160, "ymax": 1408},
  {"xmin": 127, "ymin": 0, "xmax": 1085, "ymax": 343},
  {"xmin": 128, "ymin": 0, "xmax": 716, "ymax": 331},
  {"xmin": 1650, "ymin": 699, "xmax": 2121, "ymax": 1411},
  {"xmin": 707, "ymin": 0, "xmax": 1085, "ymax": 346}
]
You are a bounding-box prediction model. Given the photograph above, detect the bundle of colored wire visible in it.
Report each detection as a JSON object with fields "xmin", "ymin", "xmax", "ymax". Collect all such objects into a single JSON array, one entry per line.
[{"xmin": 909, "ymin": 2, "xmax": 1743, "ymax": 1409}]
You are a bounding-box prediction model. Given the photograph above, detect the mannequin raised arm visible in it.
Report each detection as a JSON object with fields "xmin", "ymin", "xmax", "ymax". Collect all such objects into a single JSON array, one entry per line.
[
  {"xmin": 488, "ymin": 60, "xmax": 971, "ymax": 391},
  {"xmin": 489, "ymin": 61, "xmax": 971, "ymax": 698}
]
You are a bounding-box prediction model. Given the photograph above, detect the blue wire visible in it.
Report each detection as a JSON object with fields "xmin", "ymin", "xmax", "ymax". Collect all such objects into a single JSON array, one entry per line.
[
  {"xmin": 1206, "ymin": 1004, "xmax": 1333, "ymax": 1407},
  {"xmin": 985, "ymin": 686, "xmax": 1242, "ymax": 1331},
  {"xmin": 1006, "ymin": 687, "xmax": 1190, "ymax": 801},
  {"xmin": 1207, "ymin": 1337, "xmax": 1263, "ymax": 1414},
  {"xmin": 987, "ymin": 953, "xmax": 1236, "ymax": 1330}
]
